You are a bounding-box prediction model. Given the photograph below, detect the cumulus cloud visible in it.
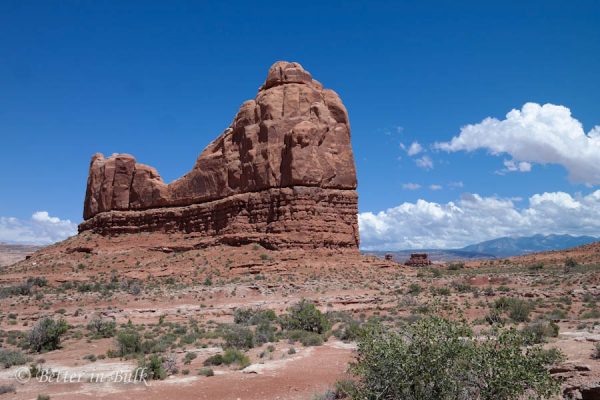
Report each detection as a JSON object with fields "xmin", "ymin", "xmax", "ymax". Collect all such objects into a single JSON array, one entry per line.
[
  {"xmin": 407, "ymin": 141, "xmax": 423, "ymax": 156},
  {"xmin": 402, "ymin": 183, "xmax": 421, "ymax": 190},
  {"xmin": 0, "ymin": 211, "xmax": 77, "ymax": 244},
  {"xmin": 429, "ymin": 184, "xmax": 443, "ymax": 190},
  {"xmin": 415, "ymin": 155, "xmax": 434, "ymax": 170},
  {"xmin": 358, "ymin": 190, "xmax": 600, "ymax": 250},
  {"xmin": 436, "ymin": 103, "xmax": 600, "ymax": 185}
]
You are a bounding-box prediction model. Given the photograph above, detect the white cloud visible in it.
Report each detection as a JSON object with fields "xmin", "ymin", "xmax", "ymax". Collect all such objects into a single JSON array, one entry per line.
[
  {"xmin": 407, "ymin": 141, "xmax": 423, "ymax": 156},
  {"xmin": 436, "ymin": 103, "xmax": 600, "ymax": 185},
  {"xmin": 502, "ymin": 160, "xmax": 532, "ymax": 173},
  {"xmin": 429, "ymin": 184, "xmax": 443, "ymax": 190},
  {"xmin": 0, "ymin": 211, "xmax": 77, "ymax": 245},
  {"xmin": 415, "ymin": 155, "xmax": 434, "ymax": 170},
  {"xmin": 402, "ymin": 183, "xmax": 421, "ymax": 190},
  {"xmin": 358, "ymin": 190, "xmax": 600, "ymax": 250}
]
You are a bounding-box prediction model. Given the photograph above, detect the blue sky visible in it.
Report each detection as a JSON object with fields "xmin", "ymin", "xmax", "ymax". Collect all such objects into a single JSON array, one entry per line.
[{"xmin": 1, "ymin": 1, "xmax": 600, "ymax": 248}]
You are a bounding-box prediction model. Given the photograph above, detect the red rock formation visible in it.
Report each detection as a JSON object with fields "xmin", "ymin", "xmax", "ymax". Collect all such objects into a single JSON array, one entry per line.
[{"xmin": 80, "ymin": 61, "xmax": 359, "ymax": 249}]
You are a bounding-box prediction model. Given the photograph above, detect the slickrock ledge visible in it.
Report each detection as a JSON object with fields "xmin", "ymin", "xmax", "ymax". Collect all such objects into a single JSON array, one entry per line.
[{"xmin": 79, "ymin": 61, "xmax": 359, "ymax": 249}]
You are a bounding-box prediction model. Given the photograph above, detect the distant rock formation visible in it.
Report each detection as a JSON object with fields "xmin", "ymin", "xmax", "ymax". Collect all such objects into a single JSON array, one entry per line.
[{"xmin": 79, "ymin": 61, "xmax": 359, "ymax": 249}]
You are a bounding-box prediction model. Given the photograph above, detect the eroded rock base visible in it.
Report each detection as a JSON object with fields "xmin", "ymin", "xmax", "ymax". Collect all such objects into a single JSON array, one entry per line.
[{"xmin": 79, "ymin": 187, "xmax": 358, "ymax": 250}]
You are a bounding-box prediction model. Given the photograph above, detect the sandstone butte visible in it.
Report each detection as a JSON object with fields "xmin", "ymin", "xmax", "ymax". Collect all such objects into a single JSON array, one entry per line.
[{"xmin": 79, "ymin": 61, "xmax": 359, "ymax": 250}]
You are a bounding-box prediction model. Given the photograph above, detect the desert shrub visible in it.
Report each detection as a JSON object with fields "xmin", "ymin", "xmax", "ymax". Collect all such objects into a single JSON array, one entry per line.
[
  {"xmin": 546, "ymin": 308, "xmax": 567, "ymax": 320},
  {"xmin": 484, "ymin": 309, "xmax": 504, "ymax": 325},
  {"xmin": 593, "ymin": 343, "xmax": 600, "ymax": 359},
  {"xmin": 115, "ymin": 329, "xmax": 142, "ymax": 356},
  {"xmin": 138, "ymin": 354, "xmax": 166, "ymax": 380},
  {"xmin": 350, "ymin": 315, "xmax": 563, "ymax": 400},
  {"xmin": 528, "ymin": 262, "xmax": 544, "ymax": 271},
  {"xmin": 27, "ymin": 277, "xmax": 48, "ymax": 287},
  {"xmin": 222, "ymin": 349, "xmax": 250, "ymax": 368},
  {"xmin": 28, "ymin": 318, "xmax": 68, "ymax": 352},
  {"xmin": 494, "ymin": 297, "xmax": 532, "ymax": 322},
  {"xmin": 0, "ymin": 277, "xmax": 48, "ymax": 298},
  {"xmin": 279, "ymin": 299, "xmax": 330, "ymax": 334},
  {"xmin": 581, "ymin": 307, "xmax": 600, "ymax": 319},
  {"xmin": 508, "ymin": 300, "xmax": 532, "ymax": 322},
  {"xmin": 37, "ymin": 395, "xmax": 50, "ymax": 400},
  {"xmin": 0, "ymin": 349, "xmax": 30, "ymax": 367},
  {"xmin": 0, "ymin": 385, "xmax": 16, "ymax": 395},
  {"xmin": 233, "ymin": 308, "xmax": 277, "ymax": 325},
  {"xmin": 564, "ymin": 257, "xmax": 578, "ymax": 272},
  {"xmin": 198, "ymin": 367, "xmax": 214, "ymax": 376},
  {"xmin": 333, "ymin": 320, "xmax": 363, "ymax": 342},
  {"xmin": 0, "ymin": 282, "xmax": 30, "ymax": 298},
  {"xmin": 522, "ymin": 320, "xmax": 559, "ymax": 344},
  {"xmin": 128, "ymin": 282, "xmax": 142, "ymax": 296},
  {"xmin": 285, "ymin": 330, "xmax": 324, "ymax": 346},
  {"xmin": 223, "ymin": 325, "xmax": 255, "ymax": 349},
  {"xmin": 183, "ymin": 352, "xmax": 197, "ymax": 365},
  {"xmin": 255, "ymin": 321, "xmax": 276, "ymax": 345},
  {"xmin": 447, "ymin": 262, "xmax": 464, "ymax": 271},
  {"xmin": 451, "ymin": 281, "xmax": 475, "ymax": 294},
  {"xmin": 203, "ymin": 354, "xmax": 224, "ymax": 366},
  {"xmin": 162, "ymin": 353, "xmax": 178, "ymax": 375},
  {"xmin": 431, "ymin": 287, "xmax": 451, "ymax": 296},
  {"xmin": 86, "ymin": 317, "xmax": 116, "ymax": 338},
  {"xmin": 203, "ymin": 349, "xmax": 249, "ymax": 368},
  {"xmin": 407, "ymin": 283, "xmax": 422, "ymax": 295}
]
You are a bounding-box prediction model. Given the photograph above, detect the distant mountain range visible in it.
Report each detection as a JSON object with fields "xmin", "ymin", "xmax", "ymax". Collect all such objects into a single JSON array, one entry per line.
[
  {"xmin": 363, "ymin": 234, "xmax": 599, "ymax": 262},
  {"xmin": 460, "ymin": 234, "xmax": 598, "ymax": 258}
]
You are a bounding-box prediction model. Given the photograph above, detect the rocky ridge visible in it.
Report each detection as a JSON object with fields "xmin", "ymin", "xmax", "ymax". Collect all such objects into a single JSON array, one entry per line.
[{"xmin": 79, "ymin": 61, "xmax": 359, "ymax": 249}]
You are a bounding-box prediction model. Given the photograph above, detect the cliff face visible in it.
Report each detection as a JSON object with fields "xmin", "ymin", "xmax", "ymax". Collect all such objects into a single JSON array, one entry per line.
[{"xmin": 80, "ymin": 61, "xmax": 359, "ymax": 249}]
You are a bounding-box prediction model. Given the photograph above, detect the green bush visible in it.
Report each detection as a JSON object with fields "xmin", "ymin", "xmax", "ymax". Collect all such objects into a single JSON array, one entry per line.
[
  {"xmin": 522, "ymin": 320, "xmax": 559, "ymax": 344},
  {"xmin": 528, "ymin": 262, "xmax": 544, "ymax": 271},
  {"xmin": 285, "ymin": 330, "xmax": 324, "ymax": 346},
  {"xmin": 280, "ymin": 299, "xmax": 330, "ymax": 334},
  {"xmin": 183, "ymin": 352, "xmax": 197, "ymax": 365},
  {"xmin": 198, "ymin": 367, "xmax": 214, "ymax": 376},
  {"xmin": 203, "ymin": 354, "xmax": 224, "ymax": 366},
  {"xmin": 0, "ymin": 349, "xmax": 30, "ymax": 367},
  {"xmin": 203, "ymin": 349, "xmax": 249, "ymax": 368},
  {"xmin": 28, "ymin": 318, "xmax": 69, "ymax": 352},
  {"xmin": 255, "ymin": 321, "xmax": 276, "ymax": 345},
  {"xmin": 494, "ymin": 297, "xmax": 532, "ymax": 322},
  {"xmin": 350, "ymin": 316, "xmax": 563, "ymax": 400},
  {"xmin": 86, "ymin": 317, "xmax": 116, "ymax": 338},
  {"xmin": 333, "ymin": 320, "xmax": 363, "ymax": 342},
  {"xmin": 138, "ymin": 354, "xmax": 166, "ymax": 380},
  {"xmin": 447, "ymin": 262, "xmax": 464, "ymax": 271},
  {"xmin": 222, "ymin": 349, "xmax": 250, "ymax": 368},
  {"xmin": 115, "ymin": 329, "xmax": 142, "ymax": 356},
  {"xmin": 223, "ymin": 325, "xmax": 255, "ymax": 349},
  {"xmin": 564, "ymin": 257, "xmax": 578, "ymax": 271},
  {"xmin": 407, "ymin": 284, "xmax": 422, "ymax": 295},
  {"xmin": 233, "ymin": 308, "xmax": 277, "ymax": 325}
]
